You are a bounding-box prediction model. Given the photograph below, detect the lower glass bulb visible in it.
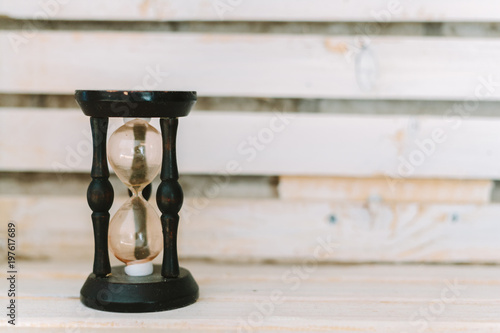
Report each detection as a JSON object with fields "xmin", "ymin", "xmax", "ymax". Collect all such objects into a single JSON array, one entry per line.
[{"xmin": 109, "ymin": 195, "xmax": 162, "ymax": 276}]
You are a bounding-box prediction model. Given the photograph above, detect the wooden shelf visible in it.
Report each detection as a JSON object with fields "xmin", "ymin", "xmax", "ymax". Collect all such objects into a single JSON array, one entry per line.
[{"xmin": 1, "ymin": 260, "xmax": 499, "ymax": 332}]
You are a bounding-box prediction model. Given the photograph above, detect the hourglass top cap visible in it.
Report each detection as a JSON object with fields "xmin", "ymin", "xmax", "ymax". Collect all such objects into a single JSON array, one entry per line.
[{"xmin": 75, "ymin": 90, "xmax": 196, "ymax": 118}]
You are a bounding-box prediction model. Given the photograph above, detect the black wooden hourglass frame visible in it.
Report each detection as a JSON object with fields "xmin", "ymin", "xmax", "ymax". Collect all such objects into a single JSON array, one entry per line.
[{"xmin": 75, "ymin": 90, "xmax": 198, "ymax": 313}]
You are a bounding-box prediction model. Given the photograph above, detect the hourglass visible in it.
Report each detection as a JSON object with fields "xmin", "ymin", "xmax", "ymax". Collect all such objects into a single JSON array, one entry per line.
[{"xmin": 75, "ymin": 90, "xmax": 198, "ymax": 313}]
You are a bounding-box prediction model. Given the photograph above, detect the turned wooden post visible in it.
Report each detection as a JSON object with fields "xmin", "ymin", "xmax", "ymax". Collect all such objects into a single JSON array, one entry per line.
[
  {"xmin": 156, "ymin": 118, "xmax": 183, "ymax": 278},
  {"xmin": 87, "ymin": 117, "xmax": 114, "ymax": 277}
]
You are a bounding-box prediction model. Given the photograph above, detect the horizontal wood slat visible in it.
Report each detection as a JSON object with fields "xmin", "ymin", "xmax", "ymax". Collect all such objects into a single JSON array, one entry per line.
[
  {"xmin": 2, "ymin": 195, "xmax": 499, "ymax": 263},
  {"xmin": 2, "ymin": 172, "xmax": 490, "ymax": 204},
  {"xmin": 2, "ymin": 32, "xmax": 500, "ymax": 100},
  {"xmin": 278, "ymin": 176, "xmax": 493, "ymax": 203},
  {"xmin": 1, "ymin": 0, "xmax": 498, "ymax": 22},
  {"xmin": 3, "ymin": 109, "xmax": 500, "ymax": 179}
]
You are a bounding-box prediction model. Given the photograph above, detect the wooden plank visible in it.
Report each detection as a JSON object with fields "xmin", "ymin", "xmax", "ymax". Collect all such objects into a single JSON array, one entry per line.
[
  {"xmin": 9, "ymin": 260, "xmax": 500, "ymax": 297},
  {"xmin": 1, "ymin": 0, "xmax": 499, "ymax": 22},
  {"xmin": 2, "ymin": 195, "xmax": 500, "ymax": 263},
  {"xmin": 279, "ymin": 176, "xmax": 493, "ymax": 203},
  {"xmin": 4, "ymin": 172, "xmax": 491, "ymax": 204},
  {"xmin": 2, "ymin": 32, "xmax": 500, "ymax": 100},
  {"xmin": 3, "ymin": 109, "xmax": 500, "ymax": 179},
  {"xmin": 0, "ymin": 261, "xmax": 499, "ymax": 332}
]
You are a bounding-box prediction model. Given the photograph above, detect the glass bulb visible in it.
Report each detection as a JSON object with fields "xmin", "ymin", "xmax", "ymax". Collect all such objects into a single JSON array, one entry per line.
[
  {"xmin": 108, "ymin": 119, "xmax": 162, "ymax": 192},
  {"xmin": 108, "ymin": 195, "xmax": 162, "ymax": 268},
  {"xmin": 107, "ymin": 118, "xmax": 163, "ymax": 276}
]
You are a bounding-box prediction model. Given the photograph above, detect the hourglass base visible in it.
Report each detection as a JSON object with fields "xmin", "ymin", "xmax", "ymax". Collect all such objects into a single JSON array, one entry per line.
[{"xmin": 80, "ymin": 265, "xmax": 198, "ymax": 313}]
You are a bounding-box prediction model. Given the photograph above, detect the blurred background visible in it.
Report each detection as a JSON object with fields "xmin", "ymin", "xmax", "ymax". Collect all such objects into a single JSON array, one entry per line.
[{"xmin": 1, "ymin": 0, "xmax": 500, "ymax": 267}]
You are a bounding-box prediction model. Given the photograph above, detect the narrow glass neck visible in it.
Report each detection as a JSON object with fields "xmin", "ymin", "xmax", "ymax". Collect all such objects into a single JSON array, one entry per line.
[{"xmin": 129, "ymin": 186, "xmax": 146, "ymax": 199}]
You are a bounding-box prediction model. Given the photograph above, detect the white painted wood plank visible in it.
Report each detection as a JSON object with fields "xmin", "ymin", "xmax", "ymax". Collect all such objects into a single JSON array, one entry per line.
[
  {"xmin": 3, "ymin": 109, "xmax": 500, "ymax": 179},
  {"xmin": 2, "ymin": 172, "xmax": 489, "ymax": 204},
  {"xmin": 2, "ymin": 195, "xmax": 499, "ymax": 263},
  {"xmin": 2, "ymin": 32, "xmax": 500, "ymax": 100},
  {"xmin": 279, "ymin": 176, "xmax": 493, "ymax": 203},
  {"xmin": 0, "ymin": 261, "xmax": 499, "ymax": 332},
  {"xmin": 12, "ymin": 261, "xmax": 500, "ymax": 299},
  {"xmin": 1, "ymin": 0, "xmax": 499, "ymax": 22}
]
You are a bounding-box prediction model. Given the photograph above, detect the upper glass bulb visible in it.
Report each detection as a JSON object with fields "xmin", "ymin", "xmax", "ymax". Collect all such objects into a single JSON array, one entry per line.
[{"xmin": 108, "ymin": 119, "xmax": 162, "ymax": 192}]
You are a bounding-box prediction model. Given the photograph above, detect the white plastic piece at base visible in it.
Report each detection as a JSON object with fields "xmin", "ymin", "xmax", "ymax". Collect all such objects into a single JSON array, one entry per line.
[
  {"xmin": 124, "ymin": 261, "xmax": 154, "ymax": 276},
  {"xmin": 123, "ymin": 117, "xmax": 151, "ymax": 124}
]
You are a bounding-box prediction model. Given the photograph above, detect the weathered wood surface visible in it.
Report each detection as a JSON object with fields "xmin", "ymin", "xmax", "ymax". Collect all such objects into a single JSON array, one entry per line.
[
  {"xmin": 1, "ymin": 0, "xmax": 498, "ymax": 22},
  {"xmin": 2, "ymin": 195, "xmax": 499, "ymax": 263},
  {"xmin": 2, "ymin": 32, "xmax": 500, "ymax": 100},
  {"xmin": 4, "ymin": 109, "xmax": 500, "ymax": 179},
  {"xmin": 279, "ymin": 176, "xmax": 493, "ymax": 203},
  {"xmin": 0, "ymin": 260, "xmax": 499, "ymax": 332}
]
